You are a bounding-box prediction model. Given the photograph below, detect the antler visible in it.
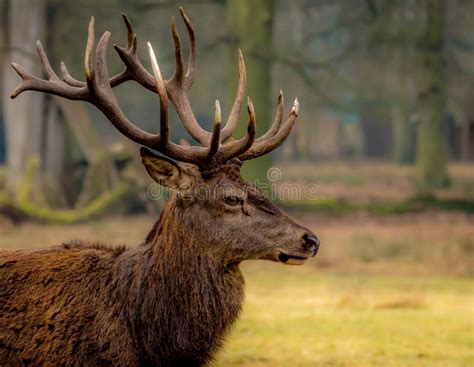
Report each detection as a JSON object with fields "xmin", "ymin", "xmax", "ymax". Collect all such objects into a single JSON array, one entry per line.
[
  {"xmin": 10, "ymin": 8, "xmax": 296, "ymax": 166},
  {"xmin": 239, "ymin": 95, "xmax": 299, "ymax": 161}
]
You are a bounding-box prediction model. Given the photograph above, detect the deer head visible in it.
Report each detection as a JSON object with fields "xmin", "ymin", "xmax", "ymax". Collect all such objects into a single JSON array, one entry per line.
[{"xmin": 10, "ymin": 8, "xmax": 320, "ymax": 266}]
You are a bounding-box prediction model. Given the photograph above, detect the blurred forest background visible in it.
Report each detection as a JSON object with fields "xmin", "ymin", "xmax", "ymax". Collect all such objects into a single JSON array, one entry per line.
[{"xmin": 0, "ymin": 1, "xmax": 473, "ymax": 366}]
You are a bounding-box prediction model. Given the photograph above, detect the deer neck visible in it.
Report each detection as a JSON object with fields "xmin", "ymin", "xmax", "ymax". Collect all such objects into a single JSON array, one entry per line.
[
  {"xmin": 118, "ymin": 201, "xmax": 245, "ymax": 363},
  {"xmin": 145, "ymin": 200, "xmax": 245, "ymax": 299}
]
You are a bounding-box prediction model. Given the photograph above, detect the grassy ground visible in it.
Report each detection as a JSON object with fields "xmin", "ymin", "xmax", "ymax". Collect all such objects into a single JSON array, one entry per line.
[
  {"xmin": 1, "ymin": 212, "xmax": 473, "ymax": 366},
  {"xmin": 216, "ymin": 263, "xmax": 473, "ymax": 367}
]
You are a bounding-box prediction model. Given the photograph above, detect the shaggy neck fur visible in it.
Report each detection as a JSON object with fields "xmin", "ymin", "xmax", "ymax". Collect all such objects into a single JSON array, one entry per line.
[{"xmin": 109, "ymin": 199, "xmax": 245, "ymax": 366}]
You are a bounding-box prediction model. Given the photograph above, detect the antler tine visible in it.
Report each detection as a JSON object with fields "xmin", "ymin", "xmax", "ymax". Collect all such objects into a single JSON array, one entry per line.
[
  {"xmin": 220, "ymin": 49, "xmax": 247, "ymax": 143},
  {"xmin": 255, "ymin": 90, "xmax": 284, "ymax": 142},
  {"xmin": 36, "ymin": 41, "xmax": 61, "ymax": 82},
  {"xmin": 147, "ymin": 42, "xmax": 168, "ymax": 143},
  {"xmin": 179, "ymin": 6, "xmax": 197, "ymax": 86},
  {"xmin": 10, "ymin": 63, "xmax": 41, "ymax": 99},
  {"xmin": 165, "ymin": 11, "xmax": 211, "ymax": 146},
  {"xmin": 60, "ymin": 62, "xmax": 84, "ymax": 87},
  {"xmin": 84, "ymin": 17, "xmax": 96, "ymax": 85},
  {"xmin": 219, "ymin": 97, "xmax": 257, "ymax": 160},
  {"xmin": 113, "ymin": 14, "xmax": 156, "ymax": 91},
  {"xmin": 11, "ymin": 48, "xmax": 87, "ymax": 100},
  {"xmin": 57, "ymin": 14, "xmax": 142, "ymax": 90},
  {"xmin": 207, "ymin": 100, "xmax": 222, "ymax": 160},
  {"xmin": 170, "ymin": 16, "xmax": 185, "ymax": 85},
  {"xmin": 239, "ymin": 98, "xmax": 299, "ymax": 161},
  {"xmin": 57, "ymin": 14, "xmax": 149, "ymax": 91},
  {"xmin": 123, "ymin": 13, "xmax": 137, "ymax": 50}
]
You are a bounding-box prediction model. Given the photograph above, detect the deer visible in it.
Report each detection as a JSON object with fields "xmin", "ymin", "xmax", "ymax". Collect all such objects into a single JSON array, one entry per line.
[{"xmin": 0, "ymin": 8, "xmax": 320, "ymax": 367}]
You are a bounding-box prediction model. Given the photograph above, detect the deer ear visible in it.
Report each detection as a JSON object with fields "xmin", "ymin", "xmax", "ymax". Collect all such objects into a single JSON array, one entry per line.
[{"xmin": 140, "ymin": 147, "xmax": 192, "ymax": 192}]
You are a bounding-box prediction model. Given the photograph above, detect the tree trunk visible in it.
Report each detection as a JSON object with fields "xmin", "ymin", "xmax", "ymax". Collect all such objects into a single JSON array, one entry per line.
[
  {"xmin": 415, "ymin": 0, "xmax": 449, "ymax": 194},
  {"xmin": 291, "ymin": 1, "xmax": 309, "ymax": 161},
  {"xmin": 3, "ymin": 0, "xmax": 46, "ymax": 194},
  {"xmin": 39, "ymin": 98, "xmax": 67, "ymax": 207},
  {"xmin": 226, "ymin": 0, "xmax": 275, "ymax": 185},
  {"xmin": 460, "ymin": 86, "xmax": 473, "ymax": 162},
  {"xmin": 55, "ymin": 99, "xmax": 120, "ymax": 208},
  {"xmin": 391, "ymin": 104, "xmax": 412, "ymax": 163}
]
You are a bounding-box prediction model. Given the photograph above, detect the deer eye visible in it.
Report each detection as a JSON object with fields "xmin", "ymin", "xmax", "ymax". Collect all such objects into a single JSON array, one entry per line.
[{"xmin": 224, "ymin": 196, "xmax": 242, "ymax": 206}]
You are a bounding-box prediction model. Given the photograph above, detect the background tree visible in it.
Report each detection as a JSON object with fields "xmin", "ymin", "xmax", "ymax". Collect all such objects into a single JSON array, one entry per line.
[
  {"xmin": 415, "ymin": 0, "xmax": 448, "ymax": 193},
  {"xmin": 1, "ymin": 0, "xmax": 135, "ymax": 220},
  {"xmin": 2, "ymin": 0, "xmax": 48, "ymax": 193},
  {"xmin": 226, "ymin": 0, "xmax": 275, "ymax": 184}
]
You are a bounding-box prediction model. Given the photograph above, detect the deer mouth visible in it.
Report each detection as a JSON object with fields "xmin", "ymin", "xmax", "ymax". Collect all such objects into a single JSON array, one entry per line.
[{"xmin": 277, "ymin": 253, "xmax": 308, "ymax": 265}]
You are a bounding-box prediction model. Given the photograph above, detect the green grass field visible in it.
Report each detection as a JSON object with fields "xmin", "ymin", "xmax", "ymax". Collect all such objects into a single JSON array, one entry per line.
[{"xmin": 216, "ymin": 263, "xmax": 473, "ymax": 367}]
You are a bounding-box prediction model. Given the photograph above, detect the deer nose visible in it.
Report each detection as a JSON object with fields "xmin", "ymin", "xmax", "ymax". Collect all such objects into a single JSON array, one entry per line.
[{"xmin": 303, "ymin": 233, "xmax": 320, "ymax": 256}]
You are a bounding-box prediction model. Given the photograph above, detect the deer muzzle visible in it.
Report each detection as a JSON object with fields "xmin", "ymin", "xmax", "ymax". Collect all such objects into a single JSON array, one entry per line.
[{"xmin": 274, "ymin": 232, "xmax": 320, "ymax": 265}]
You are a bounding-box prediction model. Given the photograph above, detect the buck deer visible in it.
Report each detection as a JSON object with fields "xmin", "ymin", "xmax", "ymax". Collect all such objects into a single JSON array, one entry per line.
[{"xmin": 1, "ymin": 8, "xmax": 320, "ymax": 367}]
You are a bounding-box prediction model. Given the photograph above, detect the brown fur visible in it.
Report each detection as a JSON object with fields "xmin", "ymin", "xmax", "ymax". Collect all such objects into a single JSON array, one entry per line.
[{"xmin": 1, "ymin": 160, "xmax": 317, "ymax": 366}]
